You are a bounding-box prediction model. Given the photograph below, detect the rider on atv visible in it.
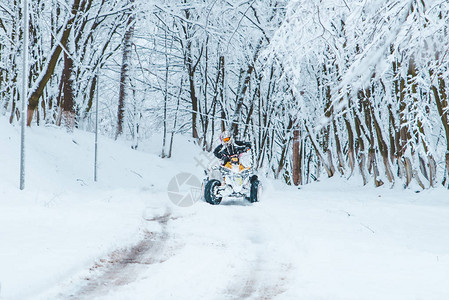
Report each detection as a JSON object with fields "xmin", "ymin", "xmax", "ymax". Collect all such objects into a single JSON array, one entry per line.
[
  {"xmin": 203, "ymin": 130, "xmax": 260, "ymax": 205},
  {"xmin": 213, "ymin": 131, "xmax": 251, "ymax": 165}
]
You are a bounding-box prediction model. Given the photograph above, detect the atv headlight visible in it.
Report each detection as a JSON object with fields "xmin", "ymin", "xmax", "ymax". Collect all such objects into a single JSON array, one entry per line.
[{"xmin": 234, "ymin": 175, "xmax": 243, "ymax": 186}]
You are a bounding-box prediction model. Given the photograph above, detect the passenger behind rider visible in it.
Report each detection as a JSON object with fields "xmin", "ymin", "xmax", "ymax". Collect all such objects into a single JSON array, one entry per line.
[{"xmin": 213, "ymin": 130, "xmax": 251, "ymax": 165}]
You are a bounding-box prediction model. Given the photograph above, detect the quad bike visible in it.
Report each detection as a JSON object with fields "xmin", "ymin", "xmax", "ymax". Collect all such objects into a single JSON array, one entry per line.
[{"xmin": 202, "ymin": 151, "xmax": 262, "ymax": 205}]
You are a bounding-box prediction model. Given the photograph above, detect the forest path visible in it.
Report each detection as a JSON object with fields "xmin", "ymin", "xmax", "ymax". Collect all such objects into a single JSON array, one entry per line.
[
  {"xmin": 35, "ymin": 183, "xmax": 449, "ymax": 300},
  {"xmin": 50, "ymin": 195, "xmax": 297, "ymax": 300},
  {"xmin": 53, "ymin": 211, "xmax": 175, "ymax": 300}
]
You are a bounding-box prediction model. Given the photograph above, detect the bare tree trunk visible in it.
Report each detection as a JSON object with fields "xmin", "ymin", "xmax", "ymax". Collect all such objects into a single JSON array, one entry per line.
[
  {"xmin": 431, "ymin": 77, "xmax": 449, "ymax": 186},
  {"xmin": 305, "ymin": 124, "xmax": 334, "ymax": 178},
  {"xmin": 27, "ymin": 0, "xmax": 81, "ymax": 126},
  {"xmin": 187, "ymin": 59, "xmax": 199, "ymax": 139},
  {"xmin": 399, "ymin": 72, "xmax": 414, "ymax": 186},
  {"xmin": 358, "ymin": 88, "xmax": 382, "ymax": 186},
  {"xmin": 292, "ymin": 128, "xmax": 301, "ymax": 185},
  {"xmin": 218, "ymin": 55, "xmax": 226, "ymax": 133},
  {"xmin": 116, "ymin": 0, "xmax": 134, "ymax": 140},
  {"xmin": 205, "ymin": 54, "xmax": 224, "ymax": 151},
  {"xmin": 200, "ymin": 36, "xmax": 210, "ymax": 150},
  {"xmin": 369, "ymin": 99, "xmax": 394, "ymax": 183},
  {"xmin": 131, "ymin": 87, "xmax": 139, "ymax": 150},
  {"xmin": 208, "ymin": 99, "xmax": 217, "ymax": 152},
  {"xmin": 84, "ymin": 74, "xmax": 97, "ymax": 118},
  {"xmin": 343, "ymin": 111, "xmax": 355, "ymax": 175},
  {"xmin": 276, "ymin": 142, "xmax": 289, "ymax": 180},
  {"xmin": 55, "ymin": 68, "xmax": 64, "ymax": 126},
  {"xmin": 353, "ymin": 107, "xmax": 368, "ymax": 185},
  {"xmin": 231, "ymin": 39, "xmax": 262, "ymax": 137},
  {"xmin": 180, "ymin": 7, "xmax": 202, "ymax": 140},
  {"xmin": 62, "ymin": 51, "xmax": 75, "ymax": 130},
  {"xmin": 332, "ymin": 119, "xmax": 345, "ymax": 175},
  {"xmin": 161, "ymin": 29, "xmax": 169, "ymax": 157},
  {"xmin": 168, "ymin": 78, "xmax": 183, "ymax": 158},
  {"xmin": 9, "ymin": 91, "xmax": 17, "ymax": 124},
  {"xmin": 275, "ymin": 119, "xmax": 294, "ymax": 179},
  {"xmin": 388, "ymin": 104, "xmax": 397, "ymax": 164},
  {"xmin": 407, "ymin": 57, "xmax": 427, "ymax": 189}
]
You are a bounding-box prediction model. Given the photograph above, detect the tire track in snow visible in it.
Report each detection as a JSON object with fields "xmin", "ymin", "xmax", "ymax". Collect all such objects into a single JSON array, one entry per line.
[
  {"xmin": 224, "ymin": 249, "xmax": 291, "ymax": 299},
  {"xmin": 223, "ymin": 206, "xmax": 292, "ymax": 299},
  {"xmin": 57, "ymin": 210, "xmax": 175, "ymax": 300}
]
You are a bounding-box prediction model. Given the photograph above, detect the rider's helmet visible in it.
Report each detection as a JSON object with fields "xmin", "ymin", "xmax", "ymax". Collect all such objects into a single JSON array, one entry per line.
[{"xmin": 220, "ymin": 130, "xmax": 233, "ymax": 146}]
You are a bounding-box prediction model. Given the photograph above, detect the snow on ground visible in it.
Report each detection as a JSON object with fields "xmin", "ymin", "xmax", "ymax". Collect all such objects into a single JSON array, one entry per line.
[
  {"xmin": 1, "ymin": 118, "xmax": 449, "ymax": 300},
  {"xmin": 0, "ymin": 119, "xmax": 170, "ymax": 300}
]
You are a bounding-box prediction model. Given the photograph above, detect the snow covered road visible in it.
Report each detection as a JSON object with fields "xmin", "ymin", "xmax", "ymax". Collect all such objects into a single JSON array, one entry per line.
[
  {"xmin": 40, "ymin": 198, "xmax": 293, "ymax": 300},
  {"xmin": 34, "ymin": 181, "xmax": 449, "ymax": 300},
  {"xmin": 1, "ymin": 122, "xmax": 449, "ymax": 300}
]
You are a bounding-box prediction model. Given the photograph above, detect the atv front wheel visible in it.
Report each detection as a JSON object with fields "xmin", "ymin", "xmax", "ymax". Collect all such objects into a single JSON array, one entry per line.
[
  {"xmin": 249, "ymin": 179, "xmax": 262, "ymax": 203},
  {"xmin": 204, "ymin": 179, "xmax": 222, "ymax": 205}
]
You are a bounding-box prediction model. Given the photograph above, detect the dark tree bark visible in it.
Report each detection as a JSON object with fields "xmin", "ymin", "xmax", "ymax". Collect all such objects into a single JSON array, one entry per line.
[
  {"xmin": 292, "ymin": 128, "xmax": 302, "ymax": 186},
  {"xmin": 430, "ymin": 69, "xmax": 449, "ymax": 187},
  {"xmin": 180, "ymin": 6, "xmax": 202, "ymax": 140},
  {"xmin": 343, "ymin": 110, "xmax": 355, "ymax": 175},
  {"xmin": 353, "ymin": 104, "xmax": 368, "ymax": 185},
  {"xmin": 62, "ymin": 51, "xmax": 75, "ymax": 130},
  {"xmin": 27, "ymin": 0, "xmax": 81, "ymax": 126},
  {"xmin": 231, "ymin": 39, "xmax": 263, "ymax": 137},
  {"xmin": 116, "ymin": 0, "xmax": 134, "ymax": 139}
]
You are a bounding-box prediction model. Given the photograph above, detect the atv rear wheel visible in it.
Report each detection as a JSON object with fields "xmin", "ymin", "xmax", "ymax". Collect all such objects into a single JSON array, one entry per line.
[{"xmin": 204, "ymin": 179, "xmax": 222, "ymax": 205}]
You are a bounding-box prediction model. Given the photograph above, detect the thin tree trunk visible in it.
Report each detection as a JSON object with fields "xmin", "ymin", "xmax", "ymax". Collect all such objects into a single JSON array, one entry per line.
[
  {"xmin": 9, "ymin": 92, "xmax": 17, "ymax": 124},
  {"xmin": 231, "ymin": 39, "xmax": 263, "ymax": 137},
  {"xmin": 276, "ymin": 119, "xmax": 294, "ymax": 178},
  {"xmin": 353, "ymin": 106, "xmax": 367, "ymax": 185},
  {"xmin": 84, "ymin": 74, "xmax": 97, "ymax": 118},
  {"xmin": 370, "ymin": 101, "xmax": 394, "ymax": 183},
  {"xmin": 292, "ymin": 128, "xmax": 301, "ymax": 185},
  {"xmin": 305, "ymin": 124, "xmax": 334, "ymax": 178},
  {"xmin": 168, "ymin": 79, "xmax": 183, "ymax": 158},
  {"xmin": 430, "ymin": 70, "xmax": 449, "ymax": 187},
  {"xmin": 388, "ymin": 104, "xmax": 397, "ymax": 164},
  {"xmin": 161, "ymin": 29, "xmax": 169, "ymax": 157},
  {"xmin": 181, "ymin": 7, "xmax": 202, "ymax": 139},
  {"xmin": 332, "ymin": 119, "xmax": 345, "ymax": 175},
  {"xmin": 343, "ymin": 111, "xmax": 355, "ymax": 175},
  {"xmin": 360, "ymin": 89, "xmax": 382, "ymax": 186}
]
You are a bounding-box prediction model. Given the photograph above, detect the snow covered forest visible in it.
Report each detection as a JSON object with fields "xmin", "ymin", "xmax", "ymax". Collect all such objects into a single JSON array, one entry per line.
[{"xmin": 1, "ymin": 0, "xmax": 449, "ymax": 189}]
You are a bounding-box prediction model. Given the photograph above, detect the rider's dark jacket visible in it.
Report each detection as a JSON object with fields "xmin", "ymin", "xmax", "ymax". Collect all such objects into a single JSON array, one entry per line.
[{"xmin": 213, "ymin": 141, "xmax": 251, "ymax": 164}]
